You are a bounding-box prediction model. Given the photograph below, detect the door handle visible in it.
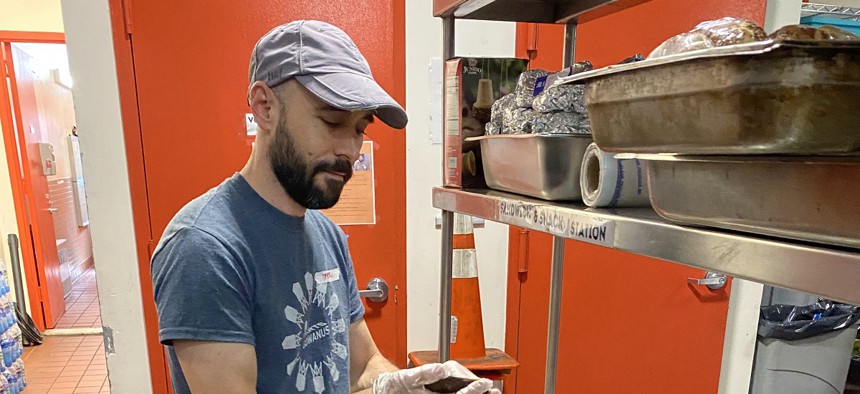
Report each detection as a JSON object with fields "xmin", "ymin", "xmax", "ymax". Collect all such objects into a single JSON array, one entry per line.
[
  {"xmin": 47, "ymin": 208, "xmax": 59, "ymax": 213},
  {"xmin": 688, "ymin": 271, "xmax": 727, "ymax": 290},
  {"xmin": 359, "ymin": 278, "xmax": 389, "ymax": 303}
]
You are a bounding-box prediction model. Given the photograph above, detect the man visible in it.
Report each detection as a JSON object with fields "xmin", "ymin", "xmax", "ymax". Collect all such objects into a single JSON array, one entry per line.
[
  {"xmin": 353, "ymin": 155, "xmax": 369, "ymax": 172},
  {"xmin": 151, "ymin": 20, "xmax": 498, "ymax": 394}
]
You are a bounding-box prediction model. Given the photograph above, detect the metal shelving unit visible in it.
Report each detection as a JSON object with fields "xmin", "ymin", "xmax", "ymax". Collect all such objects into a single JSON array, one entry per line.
[
  {"xmin": 434, "ymin": 2, "xmax": 860, "ymax": 393},
  {"xmin": 801, "ymin": 2, "xmax": 860, "ymax": 21}
]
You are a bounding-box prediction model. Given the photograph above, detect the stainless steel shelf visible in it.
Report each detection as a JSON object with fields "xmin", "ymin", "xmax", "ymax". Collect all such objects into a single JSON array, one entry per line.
[
  {"xmin": 433, "ymin": 187, "xmax": 860, "ymax": 305},
  {"xmin": 801, "ymin": 2, "xmax": 860, "ymax": 21},
  {"xmin": 434, "ymin": 0, "xmax": 651, "ymax": 24}
]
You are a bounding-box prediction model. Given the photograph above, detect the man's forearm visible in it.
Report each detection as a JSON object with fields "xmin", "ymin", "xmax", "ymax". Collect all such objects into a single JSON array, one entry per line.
[{"xmin": 351, "ymin": 351, "xmax": 398, "ymax": 393}]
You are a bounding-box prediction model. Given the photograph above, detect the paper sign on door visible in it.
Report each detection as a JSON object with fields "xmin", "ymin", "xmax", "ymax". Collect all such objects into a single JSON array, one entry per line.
[{"xmin": 322, "ymin": 141, "xmax": 376, "ymax": 225}]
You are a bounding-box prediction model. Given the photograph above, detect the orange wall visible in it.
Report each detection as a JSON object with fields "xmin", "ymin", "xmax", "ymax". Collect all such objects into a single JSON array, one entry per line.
[
  {"xmin": 518, "ymin": 0, "xmax": 767, "ymax": 70},
  {"xmin": 577, "ymin": 0, "xmax": 766, "ymax": 67}
]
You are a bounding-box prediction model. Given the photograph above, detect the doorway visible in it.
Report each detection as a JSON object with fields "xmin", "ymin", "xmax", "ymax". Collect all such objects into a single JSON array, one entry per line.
[
  {"xmin": 0, "ymin": 34, "xmax": 99, "ymax": 333},
  {"xmin": 1, "ymin": 32, "xmax": 109, "ymax": 393}
]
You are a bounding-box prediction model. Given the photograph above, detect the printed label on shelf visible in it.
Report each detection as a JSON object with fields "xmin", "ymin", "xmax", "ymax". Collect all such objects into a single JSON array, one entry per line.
[{"xmin": 498, "ymin": 200, "xmax": 616, "ymax": 247}]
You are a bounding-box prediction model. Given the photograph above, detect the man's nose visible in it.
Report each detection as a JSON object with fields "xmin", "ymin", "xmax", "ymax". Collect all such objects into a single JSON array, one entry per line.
[{"xmin": 333, "ymin": 132, "xmax": 363, "ymax": 163}]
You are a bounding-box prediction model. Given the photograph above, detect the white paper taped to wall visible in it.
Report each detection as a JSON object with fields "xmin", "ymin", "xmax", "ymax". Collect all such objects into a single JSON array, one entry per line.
[
  {"xmin": 245, "ymin": 113, "xmax": 258, "ymax": 136},
  {"xmin": 580, "ymin": 143, "xmax": 651, "ymax": 208}
]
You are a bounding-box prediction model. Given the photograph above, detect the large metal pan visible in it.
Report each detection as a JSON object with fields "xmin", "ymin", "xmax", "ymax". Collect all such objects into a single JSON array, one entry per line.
[
  {"xmin": 558, "ymin": 41, "xmax": 860, "ymax": 155},
  {"xmin": 639, "ymin": 154, "xmax": 860, "ymax": 249},
  {"xmin": 466, "ymin": 134, "xmax": 593, "ymax": 201}
]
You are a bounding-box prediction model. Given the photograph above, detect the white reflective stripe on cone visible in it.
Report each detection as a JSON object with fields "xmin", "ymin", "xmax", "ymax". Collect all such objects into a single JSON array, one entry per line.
[
  {"xmin": 453, "ymin": 249, "xmax": 479, "ymax": 278},
  {"xmin": 454, "ymin": 213, "xmax": 474, "ymax": 235}
]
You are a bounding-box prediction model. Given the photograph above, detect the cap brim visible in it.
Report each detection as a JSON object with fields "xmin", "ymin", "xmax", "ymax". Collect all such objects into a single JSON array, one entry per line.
[{"xmin": 295, "ymin": 73, "xmax": 408, "ymax": 129}]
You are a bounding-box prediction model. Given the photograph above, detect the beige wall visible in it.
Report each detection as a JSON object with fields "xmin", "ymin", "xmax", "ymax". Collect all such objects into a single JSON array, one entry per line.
[
  {"xmin": 0, "ymin": 0, "xmax": 65, "ymax": 310},
  {"xmin": 406, "ymin": 0, "xmax": 516, "ymax": 353},
  {"xmin": 0, "ymin": 0, "xmax": 64, "ymax": 32}
]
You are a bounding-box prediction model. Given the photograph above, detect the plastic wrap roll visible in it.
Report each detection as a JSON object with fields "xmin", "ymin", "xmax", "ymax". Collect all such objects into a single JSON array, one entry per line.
[{"xmin": 580, "ymin": 143, "xmax": 650, "ymax": 207}]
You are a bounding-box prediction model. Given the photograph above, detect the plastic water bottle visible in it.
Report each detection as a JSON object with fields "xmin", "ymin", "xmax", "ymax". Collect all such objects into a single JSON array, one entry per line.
[
  {"xmin": 14, "ymin": 360, "xmax": 23, "ymax": 390},
  {"xmin": 1, "ymin": 335, "xmax": 13, "ymax": 368},
  {"xmin": 2, "ymin": 370, "xmax": 12, "ymax": 394}
]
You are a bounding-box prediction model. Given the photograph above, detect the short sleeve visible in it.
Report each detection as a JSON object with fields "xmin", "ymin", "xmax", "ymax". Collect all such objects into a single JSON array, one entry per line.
[{"xmin": 151, "ymin": 227, "xmax": 255, "ymax": 346}]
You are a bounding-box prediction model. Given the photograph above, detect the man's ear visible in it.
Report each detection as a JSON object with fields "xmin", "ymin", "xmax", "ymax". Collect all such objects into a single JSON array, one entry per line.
[{"xmin": 249, "ymin": 81, "xmax": 278, "ymax": 136}]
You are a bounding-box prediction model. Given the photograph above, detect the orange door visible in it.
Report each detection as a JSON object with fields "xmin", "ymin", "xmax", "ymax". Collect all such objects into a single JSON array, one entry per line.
[
  {"xmin": 6, "ymin": 44, "xmax": 66, "ymax": 328},
  {"xmin": 116, "ymin": 0, "xmax": 407, "ymax": 387},
  {"xmin": 504, "ymin": 2, "xmax": 766, "ymax": 392}
]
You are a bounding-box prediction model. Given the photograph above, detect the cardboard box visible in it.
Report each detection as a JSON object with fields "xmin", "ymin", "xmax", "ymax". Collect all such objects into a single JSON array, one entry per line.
[{"xmin": 444, "ymin": 57, "xmax": 528, "ymax": 188}]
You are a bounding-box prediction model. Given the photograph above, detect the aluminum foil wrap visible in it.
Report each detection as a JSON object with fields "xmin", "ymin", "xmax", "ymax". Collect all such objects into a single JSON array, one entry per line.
[
  {"xmin": 532, "ymin": 84, "xmax": 586, "ymax": 114},
  {"xmin": 483, "ymin": 93, "xmax": 515, "ymax": 135},
  {"xmin": 531, "ymin": 111, "xmax": 591, "ymax": 135},
  {"xmin": 502, "ymin": 107, "xmax": 540, "ymax": 134},
  {"xmin": 490, "ymin": 93, "xmax": 515, "ymax": 126},
  {"xmin": 515, "ymin": 69, "xmax": 550, "ymax": 108}
]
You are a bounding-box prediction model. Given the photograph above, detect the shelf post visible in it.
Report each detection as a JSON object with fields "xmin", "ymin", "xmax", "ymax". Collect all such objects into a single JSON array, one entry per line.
[
  {"xmin": 443, "ymin": 16, "xmax": 455, "ymax": 60},
  {"xmin": 563, "ymin": 21, "xmax": 577, "ymax": 67},
  {"xmin": 545, "ymin": 236, "xmax": 566, "ymax": 394},
  {"xmin": 438, "ymin": 209, "xmax": 455, "ymax": 361}
]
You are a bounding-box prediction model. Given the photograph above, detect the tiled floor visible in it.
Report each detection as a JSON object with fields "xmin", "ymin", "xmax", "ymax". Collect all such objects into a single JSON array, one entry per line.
[
  {"xmin": 20, "ymin": 335, "xmax": 108, "ymax": 393},
  {"xmin": 55, "ymin": 269, "xmax": 101, "ymax": 329},
  {"xmin": 17, "ymin": 268, "xmax": 108, "ymax": 393}
]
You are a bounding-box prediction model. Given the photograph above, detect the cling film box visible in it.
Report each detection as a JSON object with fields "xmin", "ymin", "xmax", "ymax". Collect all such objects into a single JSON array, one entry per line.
[{"xmin": 444, "ymin": 57, "xmax": 528, "ymax": 188}]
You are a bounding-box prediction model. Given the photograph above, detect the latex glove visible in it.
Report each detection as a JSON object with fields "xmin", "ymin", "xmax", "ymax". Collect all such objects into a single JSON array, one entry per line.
[
  {"xmin": 372, "ymin": 361, "xmax": 498, "ymax": 394},
  {"xmin": 439, "ymin": 361, "xmax": 499, "ymax": 394}
]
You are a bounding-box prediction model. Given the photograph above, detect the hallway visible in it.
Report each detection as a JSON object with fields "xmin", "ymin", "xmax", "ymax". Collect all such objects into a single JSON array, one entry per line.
[{"xmin": 55, "ymin": 269, "xmax": 101, "ymax": 329}]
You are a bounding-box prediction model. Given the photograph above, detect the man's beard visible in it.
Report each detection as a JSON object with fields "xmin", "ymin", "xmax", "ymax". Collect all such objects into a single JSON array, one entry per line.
[{"xmin": 268, "ymin": 117, "xmax": 353, "ymax": 210}]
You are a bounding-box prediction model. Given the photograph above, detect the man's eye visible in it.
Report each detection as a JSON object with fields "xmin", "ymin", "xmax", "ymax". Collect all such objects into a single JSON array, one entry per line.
[{"xmin": 321, "ymin": 118, "xmax": 341, "ymax": 127}]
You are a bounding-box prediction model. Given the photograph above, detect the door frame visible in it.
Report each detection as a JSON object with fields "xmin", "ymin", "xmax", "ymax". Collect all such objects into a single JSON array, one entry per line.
[{"xmin": 0, "ymin": 31, "xmax": 66, "ymax": 332}]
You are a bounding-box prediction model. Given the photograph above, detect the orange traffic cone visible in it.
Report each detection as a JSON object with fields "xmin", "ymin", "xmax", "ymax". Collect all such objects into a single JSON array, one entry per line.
[
  {"xmin": 451, "ymin": 213, "xmax": 486, "ymax": 359},
  {"xmin": 408, "ymin": 214, "xmax": 518, "ymax": 380}
]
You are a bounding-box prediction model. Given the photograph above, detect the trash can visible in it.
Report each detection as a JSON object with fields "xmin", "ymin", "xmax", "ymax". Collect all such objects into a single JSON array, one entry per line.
[{"xmin": 751, "ymin": 300, "xmax": 860, "ymax": 394}]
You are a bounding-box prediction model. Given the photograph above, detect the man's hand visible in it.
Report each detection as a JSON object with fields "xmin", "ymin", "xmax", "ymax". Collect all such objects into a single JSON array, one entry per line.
[{"xmin": 372, "ymin": 360, "xmax": 498, "ymax": 394}]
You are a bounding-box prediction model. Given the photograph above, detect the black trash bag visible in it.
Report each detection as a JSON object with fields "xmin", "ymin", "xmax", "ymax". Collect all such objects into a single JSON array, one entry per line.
[{"xmin": 758, "ymin": 300, "xmax": 860, "ymax": 341}]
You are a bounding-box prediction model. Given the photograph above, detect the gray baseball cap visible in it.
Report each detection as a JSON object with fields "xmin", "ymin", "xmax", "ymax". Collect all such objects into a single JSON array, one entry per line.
[{"xmin": 248, "ymin": 20, "xmax": 408, "ymax": 129}]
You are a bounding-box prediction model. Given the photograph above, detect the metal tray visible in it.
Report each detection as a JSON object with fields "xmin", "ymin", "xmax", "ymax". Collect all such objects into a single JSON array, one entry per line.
[
  {"xmin": 466, "ymin": 134, "xmax": 593, "ymax": 201},
  {"xmin": 557, "ymin": 40, "xmax": 860, "ymax": 155},
  {"xmin": 638, "ymin": 154, "xmax": 860, "ymax": 249}
]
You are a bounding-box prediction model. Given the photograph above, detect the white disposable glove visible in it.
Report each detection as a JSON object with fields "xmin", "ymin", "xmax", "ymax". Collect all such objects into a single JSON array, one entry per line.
[{"xmin": 372, "ymin": 360, "xmax": 499, "ymax": 394}]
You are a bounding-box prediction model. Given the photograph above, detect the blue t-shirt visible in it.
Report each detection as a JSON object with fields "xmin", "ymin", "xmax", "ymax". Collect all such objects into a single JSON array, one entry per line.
[{"xmin": 151, "ymin": 174, "xmax": 365, "ymax": 394}]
